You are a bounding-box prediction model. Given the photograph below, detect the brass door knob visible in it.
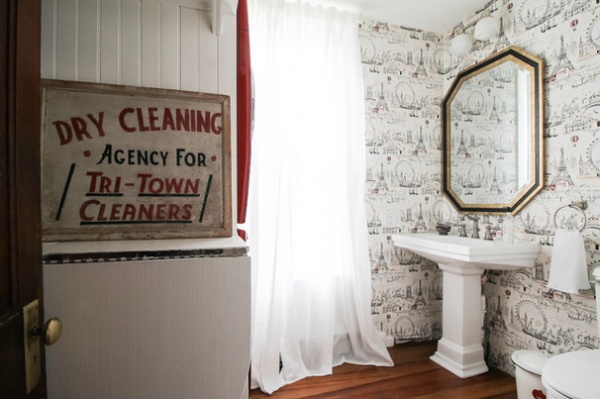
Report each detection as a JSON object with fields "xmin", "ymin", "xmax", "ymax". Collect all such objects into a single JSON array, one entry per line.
[{"xmin": 32, "ymin": 317, "xmax": 63, "ymax": 346}]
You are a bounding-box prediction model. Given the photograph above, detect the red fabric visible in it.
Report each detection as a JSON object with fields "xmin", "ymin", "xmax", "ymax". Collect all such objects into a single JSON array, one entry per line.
[{"xmin": 237, "ymin": 0, "xmax": 251, "ymax": 240}]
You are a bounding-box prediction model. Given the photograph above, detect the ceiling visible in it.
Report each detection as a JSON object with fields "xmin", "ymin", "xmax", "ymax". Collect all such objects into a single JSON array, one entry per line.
[{"xmin": 324, "ymin": 0, "xmax": 492, "ymax": 34}]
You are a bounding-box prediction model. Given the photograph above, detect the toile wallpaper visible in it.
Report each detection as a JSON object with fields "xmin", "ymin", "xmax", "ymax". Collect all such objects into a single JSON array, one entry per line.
[{"xmin": 360, "ymin": 0, "xmax": 600, "ymax": 376}]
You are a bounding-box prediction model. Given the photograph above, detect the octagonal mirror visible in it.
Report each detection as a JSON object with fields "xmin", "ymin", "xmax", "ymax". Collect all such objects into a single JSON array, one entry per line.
[{"xmin": 442, "ymin": 46, "xmax": 544, "ymax": 215}]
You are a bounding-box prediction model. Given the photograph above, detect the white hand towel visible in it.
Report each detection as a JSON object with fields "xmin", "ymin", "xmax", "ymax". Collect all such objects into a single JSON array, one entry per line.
[{"xmin": 547, "ymin": 228, "xmax": 590, "ymax": 294}]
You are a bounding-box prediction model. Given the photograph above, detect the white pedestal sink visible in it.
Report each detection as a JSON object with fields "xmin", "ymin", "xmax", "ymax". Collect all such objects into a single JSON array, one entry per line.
[{"xmin": 392, "ymin": 233, "xmax": 539, "ymax": 378}]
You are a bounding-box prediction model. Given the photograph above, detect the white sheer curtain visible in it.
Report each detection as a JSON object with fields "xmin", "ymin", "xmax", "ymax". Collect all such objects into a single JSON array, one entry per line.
[{"xmin": 247, "ymin": 0, "xmax": 393, "ymax": 394}]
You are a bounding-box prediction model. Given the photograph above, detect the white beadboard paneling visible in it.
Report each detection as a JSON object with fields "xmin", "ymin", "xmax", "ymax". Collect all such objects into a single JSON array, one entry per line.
[
  {"xmin": 217, "ymin": 11, "xmax": 235, "ymax": 99},
  {"xmin": 100, "ymin": 0, "xmax": 121, "ymax": 83},
  {"xmin": 120, "ymin": 0, "xmax": 142, "ymax": 85},
  {"xmin": 141, "ymin": 1, "xmax": 161, "ymax": 87},
  {"xmin": 41, "ymin": 0, "xmax": 56, "ymax": 79},
  {"xmin": 180, "ymin": 7, "xmax": 200, "ymax": 91},
  {"xmin": 41, "ymin": 0, "xmax": 227, "ymax": 93},
  {"xmin": 44, "ymin": 256, "xmax": 251, "ymax": 399},
  {"xmin": 218, "ymin": 11, "xmax": 237, "ymax": 217},
  {"xmin": 159, "ymin": 3, "xmax": 180, "ymax": 89},
  {"xmin": 78, "ymin": 0, "xmax": 101, "ymax": 82},
  {"xmin": 55, "ymin": 0, "xmax": 78, "ymax": 80},
  {"xmin": 198, "ymin": 8, "xmax": 218, "ymax": 93}
]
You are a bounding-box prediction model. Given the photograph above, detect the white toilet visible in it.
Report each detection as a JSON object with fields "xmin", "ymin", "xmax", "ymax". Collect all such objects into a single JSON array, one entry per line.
[
  {"xmin": 540, "ymin": 268, "xmax": 600, "ymax": 399},
  {"xmin": 511, "ymin": 350, "xmax": 548, "ymax": 399}
]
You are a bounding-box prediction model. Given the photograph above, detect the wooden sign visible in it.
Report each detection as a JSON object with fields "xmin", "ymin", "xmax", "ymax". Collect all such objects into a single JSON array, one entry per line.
[{"xmin": 41, "ymin": 80, "xmax": 232, "ymax": 241}]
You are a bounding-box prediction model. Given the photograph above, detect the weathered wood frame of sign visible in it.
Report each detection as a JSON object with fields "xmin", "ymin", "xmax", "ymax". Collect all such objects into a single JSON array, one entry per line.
[{"xmin": 41, "ymin": 79, "xmax": 232, "ymax": 241}]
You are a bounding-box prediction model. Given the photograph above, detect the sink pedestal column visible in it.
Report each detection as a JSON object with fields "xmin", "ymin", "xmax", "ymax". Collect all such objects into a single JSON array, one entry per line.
[{"xmin": 430, "ymin": 262, "xmax": 488, "ymax": 378}]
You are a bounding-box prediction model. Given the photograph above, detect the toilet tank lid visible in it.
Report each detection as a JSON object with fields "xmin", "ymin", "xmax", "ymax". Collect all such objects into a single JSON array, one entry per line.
[{"xmin": 511, "ymin": 350, "xmax": 548, "ymax": 374}]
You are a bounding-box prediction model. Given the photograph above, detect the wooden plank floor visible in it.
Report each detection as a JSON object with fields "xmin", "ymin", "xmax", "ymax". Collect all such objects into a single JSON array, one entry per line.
[{"xmin": 250, "ymin": 341, "xmax": 517, "ymax": 399}]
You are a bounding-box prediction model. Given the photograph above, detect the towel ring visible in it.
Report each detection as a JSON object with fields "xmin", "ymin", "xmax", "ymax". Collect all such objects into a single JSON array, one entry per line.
[{"xmin": 553, "ymin": 202, "xmax": 587, "ymax": 232}]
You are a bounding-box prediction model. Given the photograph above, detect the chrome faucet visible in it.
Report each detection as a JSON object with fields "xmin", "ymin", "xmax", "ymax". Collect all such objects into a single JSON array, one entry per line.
[
  {"xmin": 483, "ymin": 217, "xmax": 505, "ymax": 241},
  {"xmin": 464, "ymin": 214, "xmax": 480, "ymax": 239},
  {"xmin": 454, "ymin": 215, "xmax": 468, "ymax": 237},
  {"xmin": 483, "ymin": 224, "xmax": 501, "ymax": 241}
]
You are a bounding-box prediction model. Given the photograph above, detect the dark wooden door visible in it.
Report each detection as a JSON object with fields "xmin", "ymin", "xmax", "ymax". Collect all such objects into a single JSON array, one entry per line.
[{"xmin": 0, "ymin": 0, "xmax": 45, "ymax": 398}]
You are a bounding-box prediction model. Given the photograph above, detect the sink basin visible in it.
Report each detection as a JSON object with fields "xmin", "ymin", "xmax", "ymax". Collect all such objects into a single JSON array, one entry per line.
[
  {"xmin": 392, "ymin": 233, "xmax": 539, "ymax": 271},
  {"xmin": 392, "ymin": 232, "xmax": 540, "ymax": 378}
]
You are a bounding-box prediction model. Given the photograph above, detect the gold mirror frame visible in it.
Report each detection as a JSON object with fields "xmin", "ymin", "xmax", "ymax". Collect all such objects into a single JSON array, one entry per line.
[{"xmin": 442, "ymin": 46, "xmax": 544, "ymax": 215}]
